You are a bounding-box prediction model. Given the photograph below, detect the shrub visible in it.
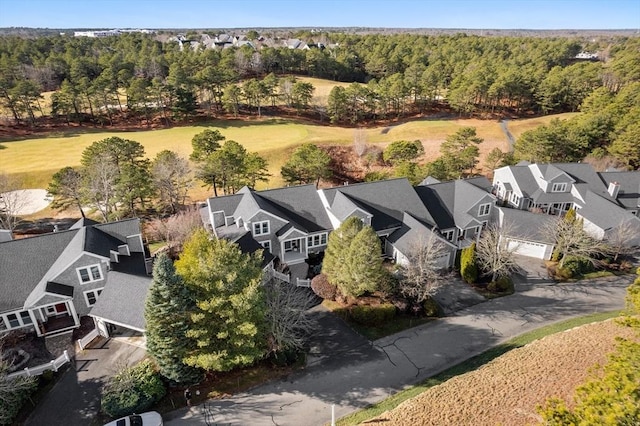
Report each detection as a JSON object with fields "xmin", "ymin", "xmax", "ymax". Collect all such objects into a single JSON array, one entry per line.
[
  {"xmin": 350, "ymin": 304, "xmax": 396, "ymax": 327},
  {"xmin": 423, "ymin": 297, "xmax": 441, "ymax": 317},
  {"xmin": 101, "ymin": 360, "xmax": 166, "ymax": 418},
  {"xmin": 488, "ymin": 276, "xmax": 514, "ymax": 293},
  {"xmin": 460, "ymin": 243, "xmax": 478, "ymax": 284},
  {"xmin": 311, "ymin": 274, "xmax": 336, "ymax": 300},
  {"xmin": 561, "ymin": 256, "xmax": 595, "ymax": 278}
]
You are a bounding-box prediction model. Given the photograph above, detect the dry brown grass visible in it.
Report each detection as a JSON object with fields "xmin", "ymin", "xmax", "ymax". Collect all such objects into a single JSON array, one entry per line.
[{"xmin": 366, "ymin": 320, "xmax": 638, "ymax": 426}]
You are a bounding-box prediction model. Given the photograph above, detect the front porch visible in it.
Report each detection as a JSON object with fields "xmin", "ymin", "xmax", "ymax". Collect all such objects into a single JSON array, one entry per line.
[{"xmin": 39, "ymin": 315, "xmax": 77, "ymax": 336}]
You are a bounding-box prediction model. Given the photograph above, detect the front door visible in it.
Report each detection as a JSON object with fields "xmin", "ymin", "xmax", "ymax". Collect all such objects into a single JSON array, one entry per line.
[{"xmin": 55, "ymin": 303, "xmax": 68, "ymax": 315}]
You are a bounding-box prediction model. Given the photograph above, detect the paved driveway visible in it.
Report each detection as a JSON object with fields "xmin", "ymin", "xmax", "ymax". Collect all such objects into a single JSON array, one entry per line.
[
  {"xmin": 25, "ymin": 337, "xmax": 146, "ymax": 426},
  {"xmin": 164, "ymin": 275, "xmax": 632, "ymax": 426}
]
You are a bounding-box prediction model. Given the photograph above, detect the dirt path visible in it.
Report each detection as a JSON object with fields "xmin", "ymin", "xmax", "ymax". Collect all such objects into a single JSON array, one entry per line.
[{"xmin": 367, "ymin": 319, "xmax": 637, "ymax": 426}]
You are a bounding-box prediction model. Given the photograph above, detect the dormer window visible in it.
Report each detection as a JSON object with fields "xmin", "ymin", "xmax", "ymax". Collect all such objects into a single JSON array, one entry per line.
[
  {"xmin": 77, "ymin": 264, "xmax": 102, "ymax": 284},
  {"xmin": 253, "ymin": 221, "xmax": 270, "ymax": 236},
  {"xmin": 551, "ymin": 183, "xmax": 567, "ymax": 192},
  {"xmin": 478, "ymin": 203, "xmax": 491, "ymax": 217}
]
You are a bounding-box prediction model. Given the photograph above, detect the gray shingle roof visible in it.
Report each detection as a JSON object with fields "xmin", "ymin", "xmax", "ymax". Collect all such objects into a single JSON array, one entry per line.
[
  {"xmin": 207, "ymin": 193, "xmax": 244, "ymax": 216},
  {"xmin": 84, "ymin": 226, "xmax": 125, "ymax": 258},
  {"xmin": 388, "ymin": 212, "xmax": 453, "ymax": 255},
  {"xmin": 233, "ymin": 232, "xmax": 275, "ymax": 268},
  {"xmin": 93, "ymin": 218, "xmax": 142, "ymax": 240},
  {"xmin": 329, "ymin": 191, "xmax": 371, "ymax": 222},
  {"xmin": 414, "ymin": 184, "xmax": 455, "ymax": 230},
  {"xmin": 89, "ymin": 271, "xmax": 151, "ymax": 332},
  {"xmin": 323, "ymin": 178, "xmax": 435, "ymax": 231},
  {"xmin": 257, "ymin": 185, "xmax": 333, "ymax": 232},
  {"xmin": 0, "ymin": 230, "xmax": 79, "ymax": 312},
  {"xmin": 598, "ymin": 171, "xmax": 640, "ymax": 210},
  {"xmin": 578, "ymin": 191, "xmax": 639, "ymax": 231},
  {"xmin": 70, "ymin": 218, "xmax": 99, "ymax": 229},
  {"xmin": 497, "ymin": 207, "xmax": 556, "ymax": 244}
]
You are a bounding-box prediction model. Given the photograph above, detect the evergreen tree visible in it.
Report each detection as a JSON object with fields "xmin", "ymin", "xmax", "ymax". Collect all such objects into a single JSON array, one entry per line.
[
  {"xmin": 175, "ymin": 230, "xmax": 266, "ymax": 372},
  {"xmin": 460, "ymin": 242, "xmax": 478, "ymax": 284},
  {"xmin": 322, "ymin": 216, "xmax": 363, "ymax": 288},
  {"xmin": 280, "ymin": 143, "xmax": 332, "ymax": 188},
  {"xmin": 144, "ymin": 253, "xmax": 203, "ymax": 384},
  {"xmin": 343, "ymin": 226, "xmax": 386, "ymax": 297}
]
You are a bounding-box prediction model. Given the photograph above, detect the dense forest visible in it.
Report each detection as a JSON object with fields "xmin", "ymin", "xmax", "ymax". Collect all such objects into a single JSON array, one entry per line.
[{"xmin": 0, "ymin": 31, "xmax": 639, "ymax": 166}]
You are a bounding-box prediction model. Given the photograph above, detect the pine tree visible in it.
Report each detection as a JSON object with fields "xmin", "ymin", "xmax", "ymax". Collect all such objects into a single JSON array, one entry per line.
[
  {"xmin": 175, "ymin": 230, "xmax": 267, "ymax": 372},
  {"xmin": 322, "ymin": 216, "xmax": 364, "ymax": 289},
  {"xmin": 144, "ymin": 253, "xmax": 203, "ymax": 384},
  {"xmin": 343, "ymin": 226, "xmax": 386, "ymax": 297}
]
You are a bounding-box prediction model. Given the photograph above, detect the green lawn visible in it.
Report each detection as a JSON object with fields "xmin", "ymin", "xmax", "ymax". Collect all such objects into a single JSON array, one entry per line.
[
  {"xmin": 0, "ymin": 113, "xmax": 577, "ymax": 201},
  {"xmin": 336, "ymin": 310, "xmax": 622, "ymax": 425}
]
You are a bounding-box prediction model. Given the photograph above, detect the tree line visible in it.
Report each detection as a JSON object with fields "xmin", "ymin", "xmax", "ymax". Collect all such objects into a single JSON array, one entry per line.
[{"xmin": 1, "ymin": 32, "xmax": 638, "ymax": 126}]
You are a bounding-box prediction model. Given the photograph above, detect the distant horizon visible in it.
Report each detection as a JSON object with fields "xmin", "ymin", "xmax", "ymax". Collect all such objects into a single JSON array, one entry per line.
[
  {"xmin": 1, "ymin": 0, "xmax": 638, "ymax": 31},
  {"xmin": 2, "ymin": 26, "xmax": 639, "ymax": 31}
]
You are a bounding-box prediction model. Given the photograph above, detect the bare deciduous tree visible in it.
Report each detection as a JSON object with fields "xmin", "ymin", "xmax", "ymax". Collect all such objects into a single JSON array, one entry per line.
[
  {"xmin": 545, "ymin": 213, "xmax": 609, "ymax": 268},
  {"xmin": 475, "ymin": 222, "xmax": 521, "ymax": 282},
  {"xmin": 399, "ymin": 233, "xmax": 449, "ymax": 303},
  {"xmin": 146, "ymin": 207, "xmax": 203, "ymax": 254},
  {"xmin": 0, "ymin": 173, "xmax": 28, "ymax": 232},
  {"xmin": 605, "ymin": 218, "xmax": 640, "ymax": 261},
  {"xmin": 151, "ymin": 150, "xmax": 192, "ymax": 214},
  {"xmin": 264, "ymin": 279, "xmax": 316, "ymax": 355}
]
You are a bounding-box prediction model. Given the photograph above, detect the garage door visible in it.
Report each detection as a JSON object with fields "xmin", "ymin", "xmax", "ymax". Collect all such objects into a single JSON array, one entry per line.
[
  {"xmin": 506, "ymin": 239, "xmax": 548, "ymax": 259},
  {"xmin": 434, "ymin": 252, "xmax": 451, "ymax": 269}
]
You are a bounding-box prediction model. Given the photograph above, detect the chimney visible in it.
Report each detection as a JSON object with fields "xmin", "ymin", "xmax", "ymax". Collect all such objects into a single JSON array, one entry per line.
[{"xmin": 608, "ymin": 181, "xmax": 620, "ymax": 198}]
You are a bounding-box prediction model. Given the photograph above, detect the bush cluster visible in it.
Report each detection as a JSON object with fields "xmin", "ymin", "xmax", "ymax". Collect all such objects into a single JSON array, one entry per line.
[
  {"xmin": 423, "ymin": 297, "xmax": 441, "ymax": 317},
  {"xmin": 101, "ymin": 360, "xmax": 166, "ymax": 418},
  {"xmin": 557, "ymin": 256, "xmax": 595, "ymax": 280},
  {"xmin": 310, "ymin": 274, "xmax": 336, "ymax": 300},
  {"xmin": 349, "ymin": 304, "xmax": 396, "ymax": 326}
]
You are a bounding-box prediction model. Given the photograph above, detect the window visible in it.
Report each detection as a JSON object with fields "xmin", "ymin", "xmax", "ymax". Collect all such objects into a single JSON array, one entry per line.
[
  {"xmin": 551, "ymin": 182, "xmax": 567, "ymax": 192},
  {"xmin": 7, "ymin": 313, "xmax": 19, "ymax": 328},
  {"xmin": 84, "ymin": 288, "xmax": 103, "ymax": 307},
  {"xmin": 4, "ymin": 311, "xmax": 32, "ymax": 329},
  {"xmin": 478, "ymin": 203, "xmax": 491, "ymax": 216},
  {"xmin": 307, "ymin": 233, "xmax": 327, "ymax": 248},
  {"xmin": 45, "ymin": 306, "xmax": 57, "ymax": 316},
  {"xmin": 77, "ymin": 264, "xmax": 102, "ymax": 284},
  {"xmin": 252, "ymin": 221, "xmax": 270, "ymax": 236},
  {"xmin": 510, "ymin": 193, "xmax": 520, "ymax": 205},
  {"xmin": 442, "ymin": 230, "xmax": 455, "ymax": 241},
  {"xmin": 20, "ymin": 311, "xmax": 32, "ymax": 325},
  {"xmin": 260, "ymin": 240, "xmax": 271, "ymax": 251},
  {"xmin": 284, "ymin": 239, "xmax": 300, "ymax": 252}
]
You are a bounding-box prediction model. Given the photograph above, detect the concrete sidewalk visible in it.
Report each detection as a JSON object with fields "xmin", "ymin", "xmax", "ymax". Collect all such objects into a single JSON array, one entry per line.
[{"xmin": 165, "ymin": 275, "xmax": 632, "ymax": 426}]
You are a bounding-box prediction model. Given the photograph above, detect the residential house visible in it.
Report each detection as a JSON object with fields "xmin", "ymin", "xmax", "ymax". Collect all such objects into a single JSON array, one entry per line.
[
  {"xmin": 493, "ymin": 162, "xmax": 640, "ymax": 246},
  {"xmin": 414, "ymin": 177, "xmax": 497, "ymax": 248},
  {"xmin": 0, "ymin": 218, "xmax": 152, "ymax": 339},
  {"xmin": 203, "ymin": 178, "xmax": 457, "ymax": 272}
]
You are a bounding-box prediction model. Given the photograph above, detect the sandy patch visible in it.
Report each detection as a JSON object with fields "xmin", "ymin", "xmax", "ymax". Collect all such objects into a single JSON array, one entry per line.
[
  {"xmin": 0, "ymin": 189, "xmax": 52, "ymax": 215},
  {"xmin": 366, "ymin": 320, "xmax": 638, "ymax": 426}
]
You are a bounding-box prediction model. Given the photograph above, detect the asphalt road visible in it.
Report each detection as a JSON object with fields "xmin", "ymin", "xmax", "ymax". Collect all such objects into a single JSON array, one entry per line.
[{"xmin": 164, "ymin": 275, "xmax": 632, "ymax": 426}]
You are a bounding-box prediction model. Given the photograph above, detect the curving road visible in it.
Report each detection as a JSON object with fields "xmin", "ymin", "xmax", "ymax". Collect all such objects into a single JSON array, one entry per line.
[{"xmin": 165, "ymin": 275, "xmax": 633, "ymax": 426}]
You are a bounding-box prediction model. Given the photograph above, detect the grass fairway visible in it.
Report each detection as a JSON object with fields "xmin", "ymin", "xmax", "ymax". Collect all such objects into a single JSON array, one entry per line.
[{"xmin": 0, "ymin": 113, "xmax": 576, "ymax": 201}]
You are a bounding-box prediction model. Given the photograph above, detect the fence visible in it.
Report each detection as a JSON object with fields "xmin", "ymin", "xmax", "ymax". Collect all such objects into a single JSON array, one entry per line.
[
  {"xmin": 77, "ymin": 327, "xmax": 100, "ymax": 350},
  {"xmin": 296, "ymin": 278, "xmax": 311, "ymax": 288},
  {"xmin": 272, "ymin": 270, "xmax": 291, "ymax": 283},
  {"xmin": 7, "ymin": 350, "xmax": 71, "ymax": 379}
]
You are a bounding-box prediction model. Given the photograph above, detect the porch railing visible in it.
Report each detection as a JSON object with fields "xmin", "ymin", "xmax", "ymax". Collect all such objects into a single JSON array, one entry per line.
[
  {"xmin": 272, "ymin": 270, "xmax": 290, "ymax": 283},
  {"xmin": 7, "ymin": 350, "xmax": 71, "ymax": 379}
]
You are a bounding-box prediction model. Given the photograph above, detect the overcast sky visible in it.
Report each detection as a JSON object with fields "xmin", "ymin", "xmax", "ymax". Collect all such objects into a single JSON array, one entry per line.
[{"xmin": 1, "ymin": 0, "xmax": 639, "ymax": 29}]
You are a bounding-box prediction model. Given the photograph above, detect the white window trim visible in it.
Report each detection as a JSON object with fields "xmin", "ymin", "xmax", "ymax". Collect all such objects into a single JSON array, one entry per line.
[
  {"xmin": 307, "ymin": 233, "xmax": 328, "ymax": 248},
  {"xmin": 2, "ymin": 310, "xmax": 33, "ymax": 330},
  {"xmin": 551, "ymin": 182, "xmax": 567, "ymax": 192},
  {"xmin": 84, "ymin": 288, "xmax": 104, "ymax": 307},
  {"xmin": 284, "ymin": 238, "xmax": 301, "ymax": 252},
  {"xmin": 510, "ymin": 193, "xmax": 519, "ymax": 205},
  {"xmin": 252, "ymin": 220, "xmax": 270, "ymax": 236},
  {"xmin": 77, "ymin": 264, "xmax": 103, "ymax": 284},
  {"xmin": 478, "ymin": 203, "xmax": 491, "ymax": 217},
  {"xmin": 442, "ymin": 229, "xmax": 455, "ymax": 241}
]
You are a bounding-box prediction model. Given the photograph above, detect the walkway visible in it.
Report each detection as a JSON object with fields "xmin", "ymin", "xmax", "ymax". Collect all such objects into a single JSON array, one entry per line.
[
  {"xmin": 165, "ymin": 275, "xmax": 632, "ymax": 426},
  {"xmin": 25, "ymin": 337, "xmax": 147, "ymax": 426}
]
